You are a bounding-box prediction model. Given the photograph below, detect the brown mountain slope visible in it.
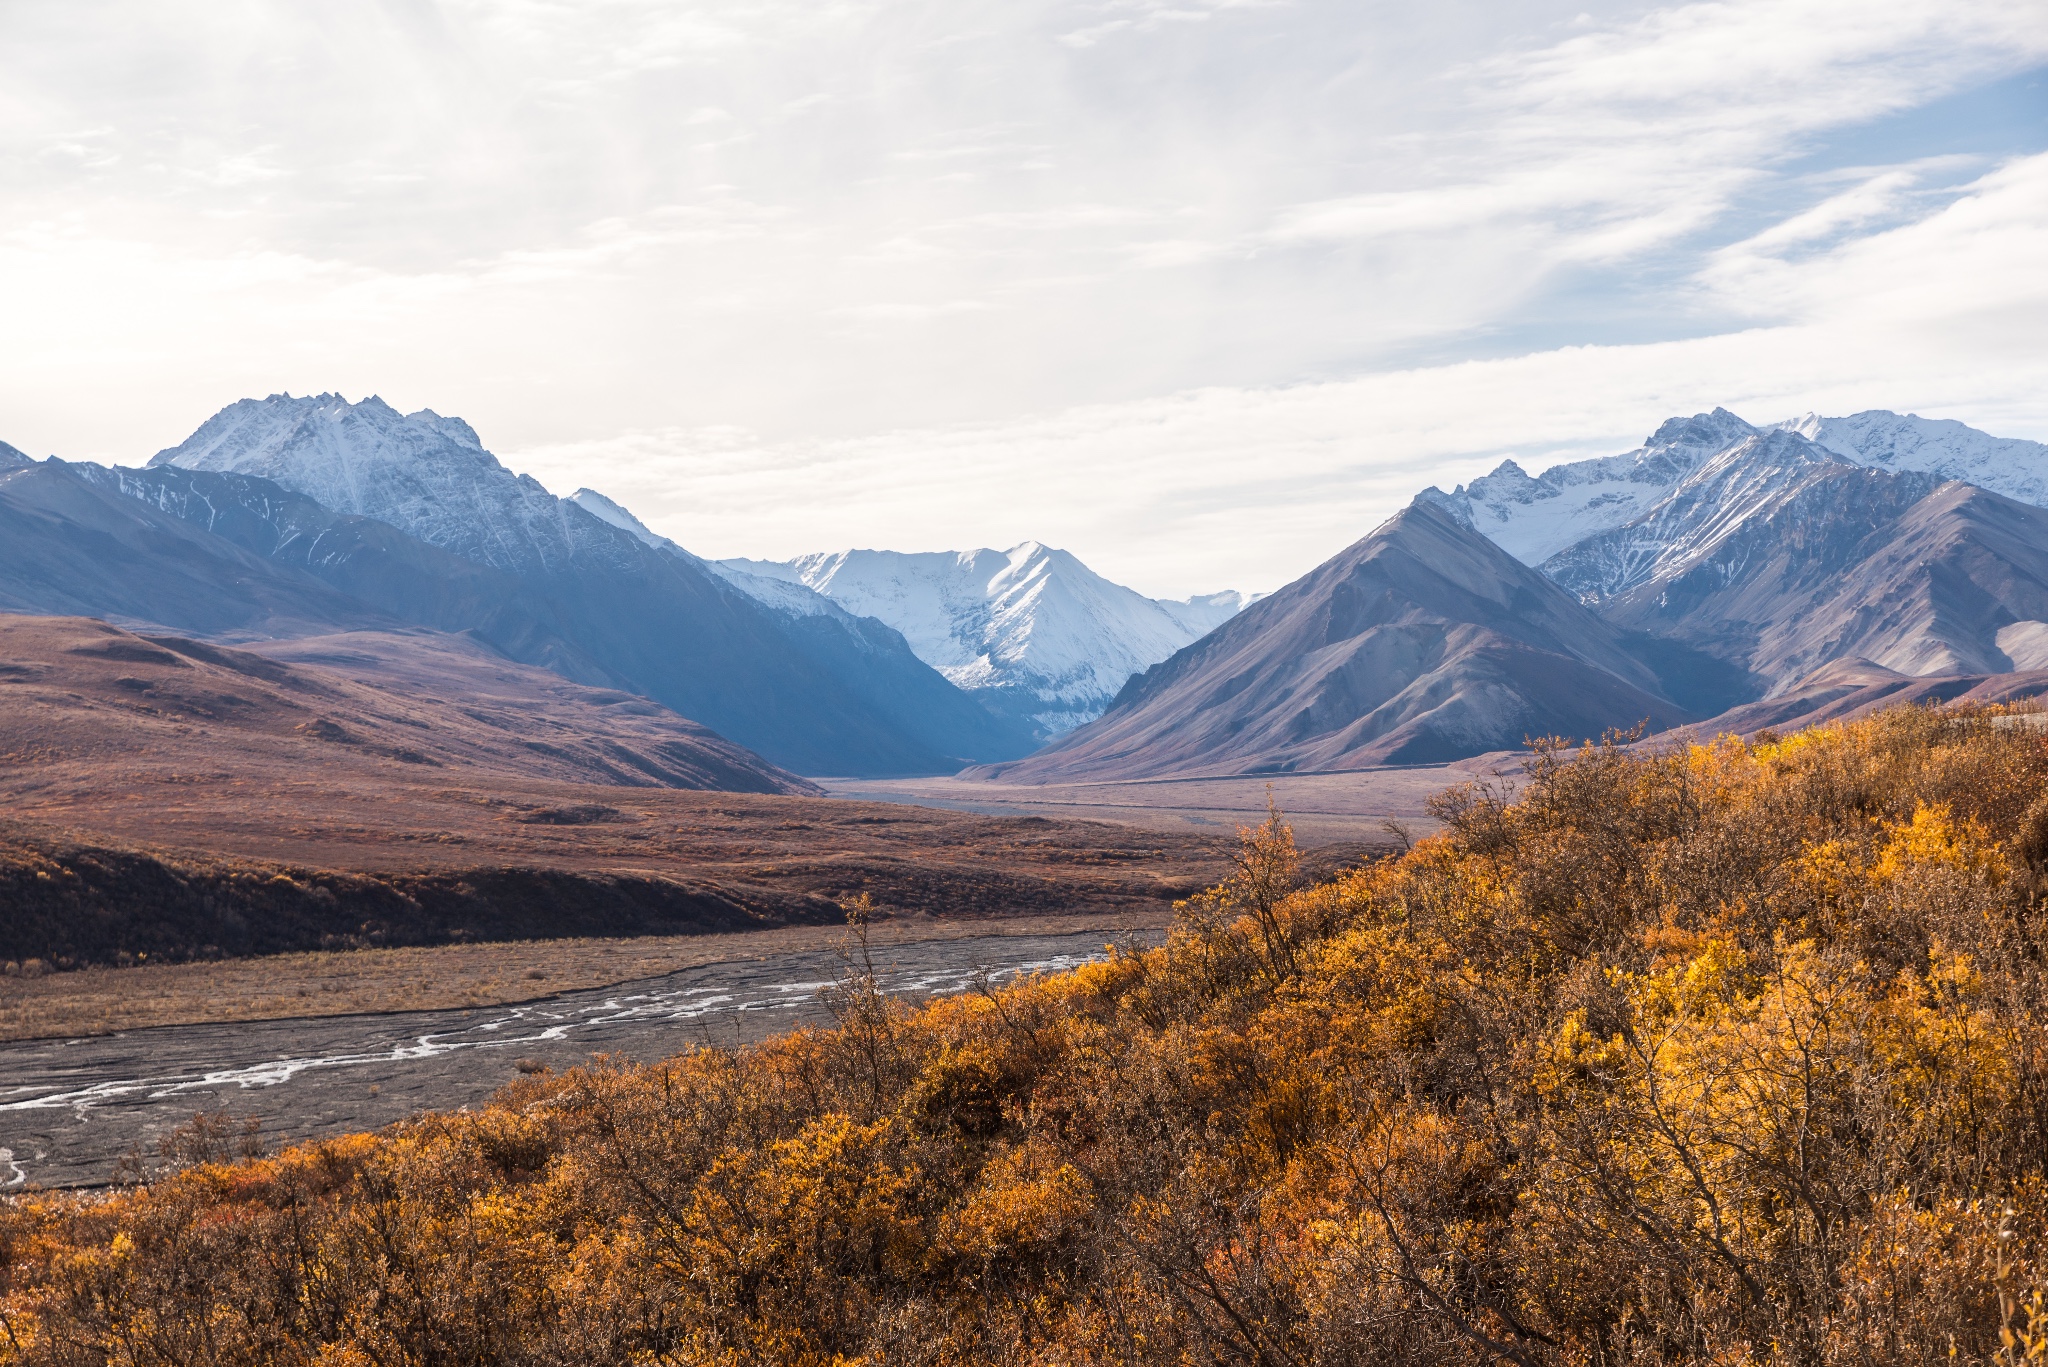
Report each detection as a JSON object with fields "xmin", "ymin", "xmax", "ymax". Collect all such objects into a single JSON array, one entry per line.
[
  {"xmin": 0, "ymin": 615, "xmax": 810, "ymax": 795},
  {"xmin": 1688, "ymin": 656, "xmax": 2048, "ymax": 737},
  {"xmin": 975, "ymin": 500, "xmax": 1698, "ymax": 781},
  {"xmin": 0, "ymin": 616, "xmax": 1228, "ymax": 967}
]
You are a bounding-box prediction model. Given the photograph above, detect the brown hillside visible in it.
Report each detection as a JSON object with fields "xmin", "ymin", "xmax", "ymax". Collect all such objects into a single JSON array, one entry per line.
[{"xmin": 0, "ymin": 616, "xmax": 1230, "ymax": 967}]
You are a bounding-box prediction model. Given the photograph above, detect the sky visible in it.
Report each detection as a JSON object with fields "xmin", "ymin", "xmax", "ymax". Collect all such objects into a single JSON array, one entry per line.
[{"xmin": 3, "ymin": 0, "xmax": 2045, "ymax": 596}]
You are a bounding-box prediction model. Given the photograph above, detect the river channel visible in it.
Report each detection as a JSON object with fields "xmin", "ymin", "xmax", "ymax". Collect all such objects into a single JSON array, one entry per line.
[{"xmin": 0, "ymin": 927, "xmax": 1154, "ymax": 1190}]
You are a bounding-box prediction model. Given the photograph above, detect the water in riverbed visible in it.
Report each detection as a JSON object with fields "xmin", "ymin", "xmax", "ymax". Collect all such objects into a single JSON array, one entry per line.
[{"xmin": 0, "ymin": 928, "xmax": 1153, "ymax": 1190}]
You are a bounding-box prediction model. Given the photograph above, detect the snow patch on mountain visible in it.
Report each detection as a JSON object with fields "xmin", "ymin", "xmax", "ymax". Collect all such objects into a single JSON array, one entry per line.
[
  {"xmin": 1773, "ymin": 411, "xmax": 2048, "ymax": 508},
  {"xmin": 1422, "ymin": 408, "xmax": 2048, "ymax": 580},
  {"xmin": 717, "ymin": 545, "xmax": 1254, "ymax": 737},
  {"xmin": 1540, "ymin": 428, "xmax": 1873, "ymax": 603}
]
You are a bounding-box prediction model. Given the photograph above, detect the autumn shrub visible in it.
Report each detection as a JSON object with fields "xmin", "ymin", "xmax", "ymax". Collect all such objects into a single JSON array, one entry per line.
[{"xmin": 7, "ymin": 702, "xmax": 2048, "ymax": 1364}]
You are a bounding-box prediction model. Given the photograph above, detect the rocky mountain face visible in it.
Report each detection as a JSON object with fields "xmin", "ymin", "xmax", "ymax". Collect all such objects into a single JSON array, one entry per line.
[
  {"xmin": 716, "ymin": 544, "xmax": 1253, "ymax": 739},
  {"xmin": 151, "ymin": 395, "xmax": 611, "ymax": 579},
  {"xmin": 974, "ymin": 500, "xmax": 1700, "ymax": 780},
  {"xmin": 1416, "ymin": 408, "xmax": 1762, "ymax": 565},
  {"xmin": 13, "ymin": 394, "xmax": 2044, "ymax": 785},
  {"xmin": 11, "ymin": 395, "xmax": 1039, "ymax": 776},
  {"xmin": 1010, "ymin": 407, "xmax": 2048, "ymax": 781},
  {"xmin": 1552, "ymin": 442, "xmax": 2048, "ymax": 691}
]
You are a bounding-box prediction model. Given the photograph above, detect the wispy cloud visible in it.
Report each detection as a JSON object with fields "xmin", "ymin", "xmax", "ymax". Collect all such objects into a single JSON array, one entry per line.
[{"xmin": 0, "ymin": 0, "xmax": 2042, "ymax": 592}]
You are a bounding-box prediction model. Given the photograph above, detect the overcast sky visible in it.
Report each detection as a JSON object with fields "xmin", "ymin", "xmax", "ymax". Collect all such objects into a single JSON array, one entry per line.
[{"xmin": 4, "ymin": 0, "xmax": 2045, "ymax": 594}]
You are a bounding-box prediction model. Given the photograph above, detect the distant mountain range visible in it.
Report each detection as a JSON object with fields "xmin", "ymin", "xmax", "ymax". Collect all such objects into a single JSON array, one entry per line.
[
  {"xmin": 1, "ymin": 395, "xmax": 1044, "ymax": 777},
  {"xmin": 0, "ymin": 392, "xmax": 1245, "ymax": 780},
  {"xmin": 987, "ymin": 408, "xmax": 2048, "ymax": 782},
  {"xmin": 8, "ymin": 395, "xmax": 2044, "ymax": 788},
  {"xmin": 713, "ymin": 546, "xmax": 1253, "ymax": 738},
  {"xmin": 561, "ymin": 491, "xmax": 1247, "ymax": 740}
]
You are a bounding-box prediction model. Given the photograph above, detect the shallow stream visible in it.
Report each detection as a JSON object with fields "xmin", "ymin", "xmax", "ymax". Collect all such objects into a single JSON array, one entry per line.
[{"xmin": 0, "ymin": 928, "xmax": 1153, "ymax": 1189}]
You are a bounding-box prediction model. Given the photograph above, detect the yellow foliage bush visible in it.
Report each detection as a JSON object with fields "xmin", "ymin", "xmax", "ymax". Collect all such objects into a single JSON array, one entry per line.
[{"xmin": 6, "ymin": 704, "xmax": 2048, "ymax": 1364}]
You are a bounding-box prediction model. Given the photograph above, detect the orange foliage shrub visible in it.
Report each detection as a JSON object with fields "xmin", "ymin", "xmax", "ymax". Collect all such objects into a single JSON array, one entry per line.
[{"xmin": 8, "ymin": 705, "xmax": 2048, "ymax": 1364}]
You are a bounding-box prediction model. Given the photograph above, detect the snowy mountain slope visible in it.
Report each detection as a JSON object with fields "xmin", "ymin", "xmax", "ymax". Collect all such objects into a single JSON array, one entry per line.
[
  {"xmin": 1774, "ymin": 411, "xmax": 2048, "ymax": 508},
  {"xmin": 1540, "ymin": 428, "xmax": 1883, "ymax": 604},
  {"xmin": 570, "ymin": 488, "xmax": 854, "ymax": 623},
  {"xmin": 717, "ymin": 544, "xmax": 1253, "ymax": 737},
  {"xmin": 1157, "ymin": 591, "xmax": 1258, "ymax": 636},
  {"xmin": 1420, "ymin": 409, "xmax": 2048, "ymax": 572},
  {"xmin": 152, "ymin": 394, "xmax": 629, "ymax": 579},
  {"xmin": 567, "ymin": 487, "xmax": 670, "ymax": 549},
  {"xmin": 1415, "ymin": 409, "xmax": 1760, "ymax": 565},
  {"xmin": 0, "ymin": 441, "xmax": 31, "ymax": 472},
  {"xmin": 141, "ymin": 395, "xmax": 1036, "ymax": 774}
]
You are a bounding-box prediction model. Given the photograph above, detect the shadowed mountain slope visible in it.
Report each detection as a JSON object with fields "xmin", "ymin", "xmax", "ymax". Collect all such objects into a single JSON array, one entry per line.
[
  {"xmin": 973, "ymin": 500, "xmax": 1699, "ymax": 780},
  {"xmin": 0, "ymin": 459, "xmax": 397, "ymax": 638},
  {"xmin": 139, "ymin": 394, "xmax": 1036, "ymax": 774},
  {"xmin": 0, "ymin": 395, "xmax": 1034, "ymax": 774}
]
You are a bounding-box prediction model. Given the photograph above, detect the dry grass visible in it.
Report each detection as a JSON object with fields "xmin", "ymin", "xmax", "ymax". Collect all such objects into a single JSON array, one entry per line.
[{"xmin": 0, "ymin": 912, "xmax": 1170, "ymax": 1042}]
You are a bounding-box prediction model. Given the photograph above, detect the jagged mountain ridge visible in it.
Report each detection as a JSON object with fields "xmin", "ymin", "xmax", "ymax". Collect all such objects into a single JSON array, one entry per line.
[
  {"xmin": 1540, "ymin": 428, "xmax": 1940, "ymax": 604},
  {"xmin": 150, "ymin": 395, "xmax": 612, "ymax": 579},
  {"xmin": 716, "ymin": 544, "xmax": 1254, "ymax": 738},
  {"xmin": 1415, "ymin": 409, "xmax": 1761, "ymax": 565},
  {"xmin": 1777, "ymin": 410, "xmax": 2048, "ymax": 508},
  {"xmin": 1421, "ymin": 407, "xmax": 2048, "ymax": 570}
]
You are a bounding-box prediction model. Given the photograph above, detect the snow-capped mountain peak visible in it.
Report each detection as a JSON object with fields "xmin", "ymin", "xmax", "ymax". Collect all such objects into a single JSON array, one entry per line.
[
  {"xmin": 1416, "ymin": 407, "xmax": 1759, "ymax": 565},
  {"xmin": 150, "ymin": 393, "xmax": 636, "ymax": 578},
  {"xmin": 1540, "ymin": 427, "xmax": 1862, "ymax": 602},
  {"xmin": 1420, "ymin": 407, "xmax": 2048, "ymax": 575},
  {"xmin": 716, "ymin": 543, "xmax": 1254, "ymax": 737}
]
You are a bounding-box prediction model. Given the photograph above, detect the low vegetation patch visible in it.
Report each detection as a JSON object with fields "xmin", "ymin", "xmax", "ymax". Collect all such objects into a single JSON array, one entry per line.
[{"xmin": 7, "ymin": 705, "xmax": 2048, "ymax": 1363}]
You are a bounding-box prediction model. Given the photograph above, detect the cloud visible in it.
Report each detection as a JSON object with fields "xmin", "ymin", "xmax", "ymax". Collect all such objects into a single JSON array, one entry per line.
[
  {"xmin": 506, "ymin": 148, "xmax": 2048, "ymax": 597},
  {"xmin": 0, "ymin": 0, "xmax": 2043, "ymax": 595}
]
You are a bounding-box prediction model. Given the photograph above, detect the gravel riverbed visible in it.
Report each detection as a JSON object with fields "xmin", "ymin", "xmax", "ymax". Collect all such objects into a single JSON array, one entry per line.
[{"xmin": 0, "ymin": 928, "xmax": 1154, "ymax": 1189}]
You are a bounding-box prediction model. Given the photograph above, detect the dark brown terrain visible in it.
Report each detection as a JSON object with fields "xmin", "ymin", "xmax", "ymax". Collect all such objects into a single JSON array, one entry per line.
[{"xmin": 0, "ymin": 615, "xmax": 1232, "ymax": 970}]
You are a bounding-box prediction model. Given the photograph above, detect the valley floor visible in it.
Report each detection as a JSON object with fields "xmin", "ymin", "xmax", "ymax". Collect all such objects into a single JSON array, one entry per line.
[{"xmin": 817, "ymin": 763, "xmax": 1493, "ymax": 848}]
